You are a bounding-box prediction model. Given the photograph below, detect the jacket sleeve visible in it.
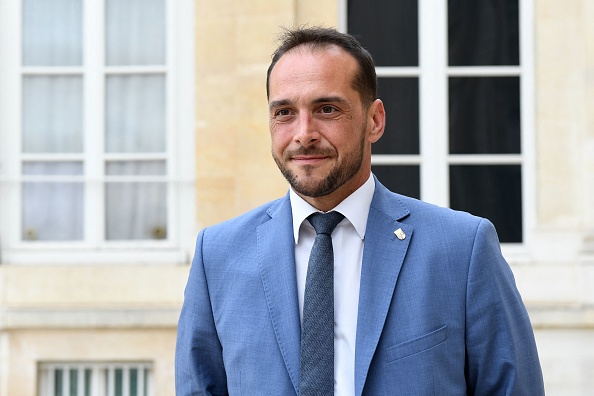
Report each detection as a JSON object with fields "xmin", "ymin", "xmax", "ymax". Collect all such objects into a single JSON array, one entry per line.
[
  {"xmin": 465, "ymin": 218, "xmax": 545, "ymax": 395},
  {"xmin": 175, "ymin": 229, "xmax": 228, "ymax": 395}
]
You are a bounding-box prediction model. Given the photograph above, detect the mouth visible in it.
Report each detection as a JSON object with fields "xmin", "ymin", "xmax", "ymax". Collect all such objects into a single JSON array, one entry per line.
[
  {"xmin": 285, "ymin": 146, "xmax": 335, "ymax": 165},
  {"xmin": 291, "ymin": 154, "xmax": 330, "ymax": 166}
]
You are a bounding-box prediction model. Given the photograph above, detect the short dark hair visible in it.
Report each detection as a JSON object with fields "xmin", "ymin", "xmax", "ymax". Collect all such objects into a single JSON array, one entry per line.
[{"xmin": 266, "ymin": 26, "xmax": 377, "ymax": 106}]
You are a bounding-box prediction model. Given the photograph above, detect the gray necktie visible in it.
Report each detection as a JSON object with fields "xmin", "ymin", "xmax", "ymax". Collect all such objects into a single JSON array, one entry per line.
[{"xmin": 300, "ymin": 211, "xmax": 344, "ymax": 396}]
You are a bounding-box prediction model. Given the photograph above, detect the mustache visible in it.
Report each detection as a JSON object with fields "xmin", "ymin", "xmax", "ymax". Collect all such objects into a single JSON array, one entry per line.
[{"xmin": 284, "ymin": 146, "xmax": 336, "ymax": 159}]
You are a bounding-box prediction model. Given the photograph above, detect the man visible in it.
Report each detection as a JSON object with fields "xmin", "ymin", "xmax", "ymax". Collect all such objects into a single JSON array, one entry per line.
[{"xmin": 176, "ymin": 27, "xmax": 544, "ymax": 395}]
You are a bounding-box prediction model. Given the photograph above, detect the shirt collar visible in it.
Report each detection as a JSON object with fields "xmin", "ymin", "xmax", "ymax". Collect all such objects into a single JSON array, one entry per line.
[{"xmin": 289, "ymin": 173, "xmax": 376, "ymax": 243}]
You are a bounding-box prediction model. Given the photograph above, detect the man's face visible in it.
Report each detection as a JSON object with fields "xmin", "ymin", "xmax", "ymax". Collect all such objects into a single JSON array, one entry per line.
[{"xmin": 268, "ymin": 45, "xmax": 383, "ymax": 207}]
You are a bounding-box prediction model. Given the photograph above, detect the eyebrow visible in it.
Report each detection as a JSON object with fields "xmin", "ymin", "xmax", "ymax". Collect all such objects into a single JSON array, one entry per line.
[
  {"xmin": 269, "ymin": 99, "xmax": 292, "ymax": 110},
  {"xmin": 312, "ymin": 96, "xmax": 348, "ymax": 105},
  {"xmin": 269, "ymin": 96, "xmax": 348, "ymax": 110}
]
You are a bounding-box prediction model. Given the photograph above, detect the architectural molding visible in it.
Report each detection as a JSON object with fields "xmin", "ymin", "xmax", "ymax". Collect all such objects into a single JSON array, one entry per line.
[
  {"xmin": 0, "ymin": 307, "xmax": 180, "ymax": 330},
  {"xmin": 529, "ymin": 305, "xmax": 594, "ymax": 329}
]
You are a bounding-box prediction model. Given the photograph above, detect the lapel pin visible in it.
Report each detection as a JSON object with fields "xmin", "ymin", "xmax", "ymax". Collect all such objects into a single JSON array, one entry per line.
[{"xmin": 394, "ymin": 228, "xmax": 406, "ymax": 240}]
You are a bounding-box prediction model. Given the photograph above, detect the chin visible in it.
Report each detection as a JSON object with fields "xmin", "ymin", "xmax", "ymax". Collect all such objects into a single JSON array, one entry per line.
[{"xmin": 290, "ymin": 176, "xmax": 337, "ymax": 198}]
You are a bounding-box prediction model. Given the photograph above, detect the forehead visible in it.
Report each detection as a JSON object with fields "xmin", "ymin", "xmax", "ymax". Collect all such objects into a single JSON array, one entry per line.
[{"xmin": 268, "ymin": 45, "xmax": 359, "ymax": 100}]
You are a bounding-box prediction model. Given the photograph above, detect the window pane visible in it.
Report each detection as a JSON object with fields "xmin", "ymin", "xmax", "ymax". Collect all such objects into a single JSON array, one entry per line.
[
  {"xmin": 448, "ymin": 0, "xmax": 519, "ymax": 66},
  {"xmin": 69, "ymin": 369, "xmax": 78, "ymax": 396},
  {"xmin": 55, "ymin": 369, "xmax": 63, "ymax": 396},
  {"xmin": 449, "ymin": 77, "xmax": 520, "ymax": 154},
  {"xmin": 115, "ymin": 368, "xmax": 123, "ymax": 396},
  {"xmin": 84, "ymin": 369, "xmax": 92, "ymax": 396},
  {"xmin": 23, "ymin": 161, "xmax": 83, "ymax": 175},
  {"xmin": 106, "ymin": 0, "xmax": 166, "ymax": 66},
  {"xmin": 144, "ymin": 368, "xmax": 149, "ymax": 396},
  {"xmin": 450, "ymin": 165, "xmax": 522, "ymax": 243},
  {"xmin": 22, "ymin": 162, "xmax": 83, "ymax": 241},
  {"xmin": 22, "ymin": 182, "xmax": 84, "ymax": 241},
  {"xmin": 106, "ymin": 161, "xmax": 166, "ymax": 175},
  {"xmin": 22, "ymin": 0, "xmax": 82, "ymax": 66},
  {"xmin": 130, "ymin": 368, "xmax": 138, "ymax": 396},
  {"xmin": 375, "ymin": 77, "xmax": 419, "ymax": 155},
  {"xmin": 23, "ymin": 76, "xmax": 83, "ymax": 153},
  {"xmin": 372, "ymin": 165, "xmax": 420, "ymax": 199},
  {"xmin": 106, "ymin": 75, "xmax": 166, "ymax": 153},
  {"xmin": 106, "ymin": 182, "xmax": 167, "ymax": 240},
  {"xmin": 348, "ymin": 0, "xmax": 418, "ymax": 66}
]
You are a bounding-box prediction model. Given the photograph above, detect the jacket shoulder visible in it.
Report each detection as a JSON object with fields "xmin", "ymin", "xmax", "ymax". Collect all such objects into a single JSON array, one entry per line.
[
  {"xmin": 373, "ymin": 180, "xmax": 483, "ymax": 228},
  {"xmin": 200, "ymin": 195, "xmax": 289, "ymax": 240}
]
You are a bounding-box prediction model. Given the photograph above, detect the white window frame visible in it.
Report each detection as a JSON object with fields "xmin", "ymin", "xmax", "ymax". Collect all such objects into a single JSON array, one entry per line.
[
  {"xmin": 38, "ymin": 362, "xmax": 153, "ymax": 396},
  {"xmin": 339, "ymin": 0, "xmax": 535, "ymax": 256},
  {"xmin": 0, "ymin": 0, "xmax": 196, "ymax": 264}
]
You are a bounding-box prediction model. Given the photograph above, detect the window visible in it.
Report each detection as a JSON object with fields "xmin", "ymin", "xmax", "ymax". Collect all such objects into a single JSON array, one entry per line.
[
  {"xmin": 0, "ymin": 0, "xmax": 195, "ymax": 263},
  {"xmin": 343, "ymin": 0, "xmax": 534, "ymax": 244},
  {"xmin": 38, "ymin": 362, "xmax": 152, "ymax": 396}
]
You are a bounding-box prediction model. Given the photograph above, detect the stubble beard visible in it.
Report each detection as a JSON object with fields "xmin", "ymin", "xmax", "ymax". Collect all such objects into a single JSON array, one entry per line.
[{"xmin": 272, "ymin": 130, "xmax": 366, "ymax": 198}]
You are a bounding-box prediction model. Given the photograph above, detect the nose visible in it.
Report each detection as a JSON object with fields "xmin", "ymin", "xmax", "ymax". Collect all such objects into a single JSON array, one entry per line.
[{"xmin": 293, "ymin": 112, "xmax": 319, "ymax": 146}]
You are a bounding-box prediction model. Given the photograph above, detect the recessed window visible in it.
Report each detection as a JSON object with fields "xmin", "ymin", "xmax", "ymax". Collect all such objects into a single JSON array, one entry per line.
[
  {"xmin": 0, "ymin": 0, "xmax": 195, "ymax": 263},
  {"xmin": 346, "ymin": 0, "xmax": 529, "ymax": 243},
  {"xmin": 38, "ymin": 362, "xmax": 152, "ymax": 396},
  {"xmin": 20, "ymin": 0, "xmax": 168, "ymax": 243}
]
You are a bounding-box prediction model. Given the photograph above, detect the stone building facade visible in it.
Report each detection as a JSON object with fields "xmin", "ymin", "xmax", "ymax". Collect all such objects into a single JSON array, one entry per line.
[{"xmin": 1, "ymin": 0, "xmax": 593, "ymax": 394}]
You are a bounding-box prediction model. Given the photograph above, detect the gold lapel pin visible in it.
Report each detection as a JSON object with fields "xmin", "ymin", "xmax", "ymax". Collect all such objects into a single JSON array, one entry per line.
[{"xmin": 394, "ymin": 228, "xmax": 406, "ymax": 240}]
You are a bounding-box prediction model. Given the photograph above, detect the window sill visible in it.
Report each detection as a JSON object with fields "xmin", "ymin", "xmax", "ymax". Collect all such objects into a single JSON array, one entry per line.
[
  {"xmin": 1, "ymin": 244, "xmax": 190, "ymax": 265},
  {"xmin": 0, "ymin": 307, "xmax": 180, "ymax": 329}
]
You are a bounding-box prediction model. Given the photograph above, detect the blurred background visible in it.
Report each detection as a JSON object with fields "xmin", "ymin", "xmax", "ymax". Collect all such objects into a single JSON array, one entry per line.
[{"xmin": 0, "ymin": 0, "xmax": 593, "ymax": 394}]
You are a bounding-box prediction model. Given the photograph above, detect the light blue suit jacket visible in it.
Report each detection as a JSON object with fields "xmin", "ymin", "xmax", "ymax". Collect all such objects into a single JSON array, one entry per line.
[{"xmin": 176, "ymin": 179, "xmax": 544, "ymax": 395}]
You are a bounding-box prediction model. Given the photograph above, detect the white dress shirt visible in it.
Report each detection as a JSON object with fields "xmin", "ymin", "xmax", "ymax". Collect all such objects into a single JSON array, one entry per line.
[{"xmin": 290, "ymin": 173, "xmax": 375, "ymax": 396}]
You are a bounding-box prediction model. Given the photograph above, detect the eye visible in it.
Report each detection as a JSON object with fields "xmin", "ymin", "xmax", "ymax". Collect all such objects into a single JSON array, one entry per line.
[
  {"xmin": 274, "ymin": 108, "xmax": 292, "ymax": 117},
  {"xmin": 321, "ymin": 105, "xmax": 336, "ymax": 114}
]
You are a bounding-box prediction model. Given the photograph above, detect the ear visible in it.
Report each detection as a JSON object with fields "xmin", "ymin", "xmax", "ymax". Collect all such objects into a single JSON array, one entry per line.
[{"xmin": 367, "ymin": 99, "xmax": 385, "ymax": 144}]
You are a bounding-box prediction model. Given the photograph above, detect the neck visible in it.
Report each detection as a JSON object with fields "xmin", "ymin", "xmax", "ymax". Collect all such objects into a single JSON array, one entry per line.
[{"xmin": 297, "ymin": 171, "xmax": 371, "ymax": 212}]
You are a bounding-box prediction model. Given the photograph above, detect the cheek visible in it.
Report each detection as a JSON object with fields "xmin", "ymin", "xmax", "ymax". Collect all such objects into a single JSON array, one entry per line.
[
  {"xmin": 270, "ymin": 129, "xmax": 290, "ymax": 155},
  {"xmin": 325, "ymin": 121, "xmax": 358, "ymax": 149}
]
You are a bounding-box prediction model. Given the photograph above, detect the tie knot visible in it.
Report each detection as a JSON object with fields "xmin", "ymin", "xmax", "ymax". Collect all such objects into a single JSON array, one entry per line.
[{"xmin": 308, "ymin": 211, "xmax": 344, "ymax": 236}]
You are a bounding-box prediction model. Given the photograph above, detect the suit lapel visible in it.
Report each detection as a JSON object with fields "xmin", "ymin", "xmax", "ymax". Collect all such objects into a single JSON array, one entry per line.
[
  {"xmin": 354, "ymin": 182, "xmax": 413, "ymax": 396},
  {"xmin": 257, "ymin": 196, "xmax": 301, "ymax": 394}
]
